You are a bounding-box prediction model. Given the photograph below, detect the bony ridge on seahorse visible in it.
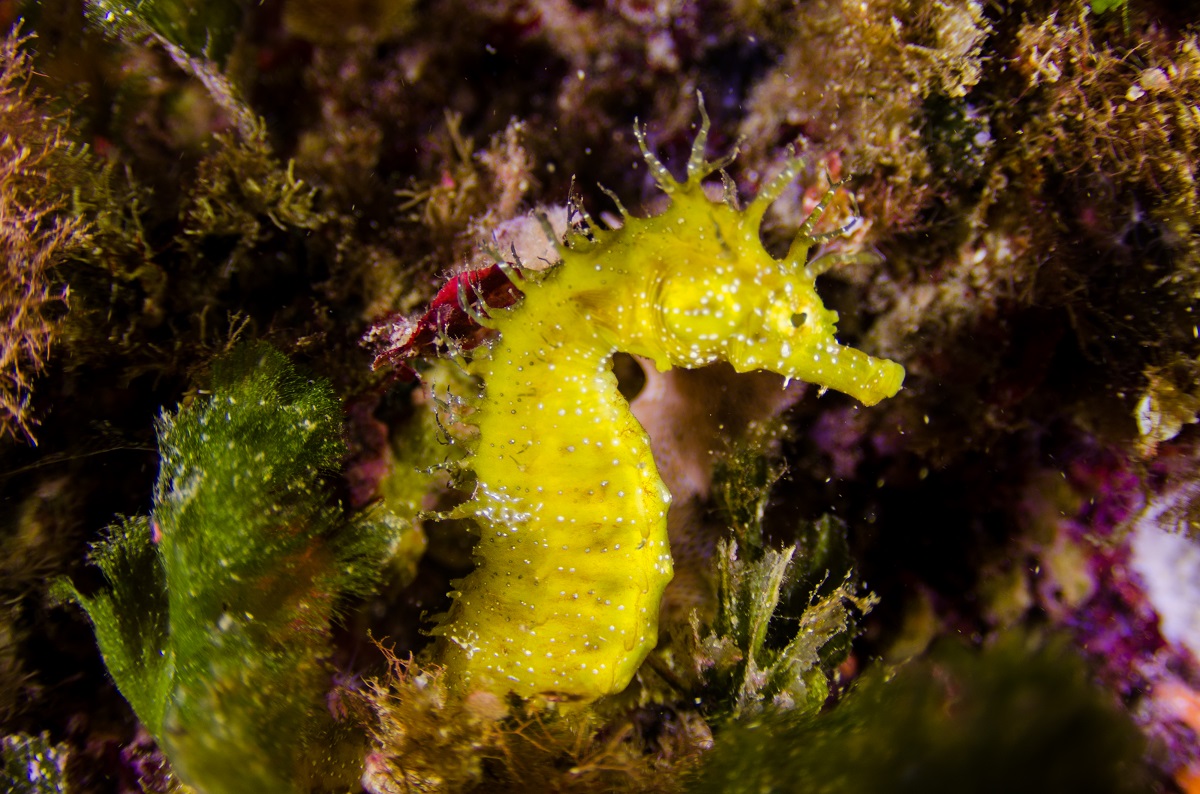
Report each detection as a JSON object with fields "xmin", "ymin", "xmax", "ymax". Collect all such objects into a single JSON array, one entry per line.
[{"xmin": 384, "ymin": 100, "xmax": 905, "ymax": 703}]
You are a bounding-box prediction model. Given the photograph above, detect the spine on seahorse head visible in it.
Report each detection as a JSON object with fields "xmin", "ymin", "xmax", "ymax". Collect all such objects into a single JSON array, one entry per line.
[{"xmin": 407, "ymin": 99, "xmax": 904, "ymax": 702}]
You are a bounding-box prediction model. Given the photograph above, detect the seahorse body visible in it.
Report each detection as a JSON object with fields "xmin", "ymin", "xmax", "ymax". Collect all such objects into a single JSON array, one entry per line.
[{"xmin": 424, "ymin": 111, "xmax": 904, "ymax": 701}]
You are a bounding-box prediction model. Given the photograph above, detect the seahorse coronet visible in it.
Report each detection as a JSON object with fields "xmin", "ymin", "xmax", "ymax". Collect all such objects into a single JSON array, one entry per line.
[{"xmin": 412, "ymin": 106, "xmax": 905, "ymax": 702}]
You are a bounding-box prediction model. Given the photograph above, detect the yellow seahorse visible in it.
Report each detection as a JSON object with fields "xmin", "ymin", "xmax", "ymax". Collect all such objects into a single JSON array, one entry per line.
[{"xmin": 405, "ymin": 104, "xmax": 905, "ymax": 702}]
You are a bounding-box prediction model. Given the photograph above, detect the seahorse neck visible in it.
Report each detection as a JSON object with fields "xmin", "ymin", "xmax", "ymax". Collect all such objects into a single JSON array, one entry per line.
[{"xmin": 438, "ymin": 289, "xmax": 673, "ymax": 699}]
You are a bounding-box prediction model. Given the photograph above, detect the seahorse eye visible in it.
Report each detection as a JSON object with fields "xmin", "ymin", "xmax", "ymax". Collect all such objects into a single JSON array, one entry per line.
[{"xmin": 769, "ymin": 280, "xmax": 833, "ymax": 340}]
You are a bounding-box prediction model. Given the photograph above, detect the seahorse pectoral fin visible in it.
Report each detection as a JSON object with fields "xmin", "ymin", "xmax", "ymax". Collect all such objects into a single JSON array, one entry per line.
[{"xmin": 768, "ymin": 340, "xmax": 904, "ymax": 407}]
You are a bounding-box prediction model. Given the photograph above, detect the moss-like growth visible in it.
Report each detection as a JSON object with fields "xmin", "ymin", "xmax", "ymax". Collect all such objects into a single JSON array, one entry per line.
[
  {"xmin": 282, "ymin": 0, "xmax": 417, "ymax": 44},
  {"xmin": 691, "ymin": 634, "xmax": 1150, "ymax": 794},
  {"xmin": 180, "ymin": 128, "xmax": 327, "ymax": 271},
  {"xmin": 85, "ymin": 0, "xmax": 244, "ymax": 64},
  {"xmin": 56, "ymin": 343, "xmax": 399, "ymax": 794},
  {"xmin": 1, "ymin": 732, "xmax": 69, "ymax": 794},
  {"xmin": 0, "ymin": 30, "xmax": 90, "ymax": 444},
  {"xmin": 1003, "ymin": 13, "xmax": 1200, "ymax": 374},
  {"xmin": 49, "ymin": 15, "xmax": 337, "ymax": 395},
  {"xmin": 362, "ymin": 649, "xmax": 706, "ymax": 793},
  {"xmin": 739, "ymin": 0, "xmax": 992, "ymax": 229}
]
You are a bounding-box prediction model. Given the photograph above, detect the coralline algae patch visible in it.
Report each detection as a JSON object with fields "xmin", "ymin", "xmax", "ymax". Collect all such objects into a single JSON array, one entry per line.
[
  {"xmin": 382, "ymin": 107, "xmax": 905, "ymax": 701},
  {"xmin": 1130, "ymin": 485, "xmax": 1200, "ymax": 661},
  {"xmin": 1014, "ymin": 448, "xmax": 1200, "ymax": 781}
]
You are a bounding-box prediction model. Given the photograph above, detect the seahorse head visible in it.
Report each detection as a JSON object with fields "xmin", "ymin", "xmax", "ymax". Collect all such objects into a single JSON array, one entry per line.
[
  {"xmin": 655, "ymin": 251, "xmax": 900, "ymax": 405},
  {"xmin": 583, "ymin": 101, "xmax": 904, "ymax": 407}
]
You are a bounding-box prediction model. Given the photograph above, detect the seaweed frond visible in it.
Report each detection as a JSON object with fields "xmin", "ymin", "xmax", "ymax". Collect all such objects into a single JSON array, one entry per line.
[
  {"xmin": 685, "ymin": 424, "xmax": 875, "ymax": 719},
  {"xmin": 690, "ymin": 536, "xmax": 876, "ymax": 719},
  {"xmin": 56, "ymin": 343, "xmax": 396, "ymax": 794}
]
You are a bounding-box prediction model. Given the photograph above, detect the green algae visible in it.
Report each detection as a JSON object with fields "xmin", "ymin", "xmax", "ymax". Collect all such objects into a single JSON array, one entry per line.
[
  {"xmin": 55, "ymin": 343, "xmax": 401, "ymax": 794},
  {"xmin": 690, "ymin": 634, "xmax": 1150, "ymax": 794}
]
